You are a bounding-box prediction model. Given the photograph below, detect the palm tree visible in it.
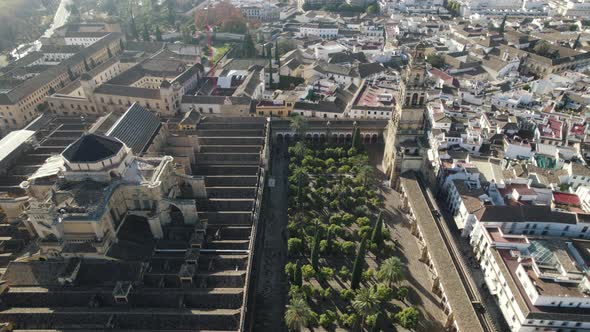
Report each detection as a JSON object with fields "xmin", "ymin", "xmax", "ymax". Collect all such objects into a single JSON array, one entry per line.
[
  {"xmin": 352, "ymin": 287, "xmax": 380, "ymax": 327},
  {"xmin": 292, "ymin": 166, "xmax": 309, "ymax": 210},
  {"xmin": 291, "ymin": 141, "xmax": 307, "ymax": 162},
  {"xmin": 356, "ymin": 164, "xmax": 375, "ymax": 187},
  {"xmin": 285, "ymin": 296, "xmax": 314, "ymax": 331},
  {"xmin": 290, "ymin": 113, "xmax": 307, "ymax": 139},
  {"xmin": 378, "ymin": 257, "xmax": 403, "ymax": 287}
]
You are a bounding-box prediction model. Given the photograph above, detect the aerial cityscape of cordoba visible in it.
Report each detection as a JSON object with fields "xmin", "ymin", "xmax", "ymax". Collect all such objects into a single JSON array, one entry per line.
[{"xmin": 0, "ymin": 0, "xmax": 589, "ymax": 331}]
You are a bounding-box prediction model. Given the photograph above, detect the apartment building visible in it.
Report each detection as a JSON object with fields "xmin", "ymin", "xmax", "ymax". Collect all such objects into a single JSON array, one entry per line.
[
  {"xmin": 0, "ymin": 33, "xmax": 123, "ymax": 134},
  {"xmin": 471, "ymin": 223, "xmax": 590, "ymax": 331}
]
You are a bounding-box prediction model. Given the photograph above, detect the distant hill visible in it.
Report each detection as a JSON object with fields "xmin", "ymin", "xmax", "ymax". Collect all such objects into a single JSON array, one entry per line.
[{"xmin": 0, "ymin": 0, "xmax": 59, "ymax": 53}]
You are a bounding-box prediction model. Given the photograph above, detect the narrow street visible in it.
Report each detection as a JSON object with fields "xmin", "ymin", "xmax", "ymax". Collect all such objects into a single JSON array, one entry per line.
[
  {"xmin": 252, "ymin": 144, "xmax": 289, "ymax": 332},
  {"xmin": 435, "ymin": 195, "xmax": 510, "ymax": 332}
]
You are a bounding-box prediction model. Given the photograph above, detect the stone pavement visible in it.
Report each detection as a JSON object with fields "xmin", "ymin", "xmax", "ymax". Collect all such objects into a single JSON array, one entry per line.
[
  {"xmin": 252, "ymin": 144, "xmax": 290, "ymax": 332},
  {"xmin": 381, "ymin": 185, "xmax": 446, "ymax": 332}
]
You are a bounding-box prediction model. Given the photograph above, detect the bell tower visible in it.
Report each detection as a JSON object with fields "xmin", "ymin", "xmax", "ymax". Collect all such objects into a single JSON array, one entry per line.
[{"xmin": 382, "ymin": 43, "xmax": 430, "ymax": 188}]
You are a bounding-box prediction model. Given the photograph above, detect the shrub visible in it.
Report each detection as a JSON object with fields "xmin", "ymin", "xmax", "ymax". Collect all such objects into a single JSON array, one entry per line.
[
  {"xmin": 365, "ymin": 313, "xmax": 378, "ymax": 328},
  {"xmin": 338, "ymin": 165, "xmax": 351, "ymax": 173},
  {"xmin": 285, "ymin": 262, "xmax": 296, "ymax": 282},
  {"xmin": 320, "ymin": 267, "xmax": 335, "ymax": 280},
  {"xmin": 347, "ymin": 147, "xmax": 358, "ymax": 156},
  {"xmin": 329, "ymin": 200, "xmax": 339, "ymax": 210},
  {"xmin": 341, "ymin": 241, "xmax": 356, "ymax": 255},
  {"xmin": 354, "ymin": 205, "xmax": 369, "ymax": 217},
  {"xmin": 319, "ymin": 239, "xmax": 328, "ymax": 254},
  {"xmin": 310, "ymin": 311, "xmax": 319, "ymax": 327},
  {"xmin": 329, "ymin": 224, "xmax": 344, "ymax": 237},
  {"xmin": 355, "ymin": 197, "xmax": 367, "ymax": 206},
  {"xmin": 356, "ymin": 216, "xmax": 371, "ymax": 227},
  {"xmin": 319, "ymin": 310, "xmax": 337, "ymax": 328},
  {"xmin": 341, "ymin": 213, "xmax": 355, "ymax": 226},
  {"xmin": 375, "ymin": 283, "xmax": 395, "ymax": 302},
  {"xmin": 341, "ymin": 176, "xmax": 354, "ymax": 187},
  {"xmin": 368, "ymin": 242, "xmax": 378, "ymax": 253},
  {"xmin": 352, "ymin": 186, "xmax": 366, "ymax": 197},
  {"xmin": 287, "ymin": 221, "xmax": 300, "ymax": 237},
  {"xmin": 301, "ymin": 264, "xmax": 315, "ymax": 280},
  {"xmin": 358, "ymin": 225, "xmax": 372, "ymax": 239},
  {"xmin": 362, "ymin": 268, "xmax": 375, "ymax": 282},
  {"xmin": 369, "ymin": 197, "xmax": 381, "ymax": 208},
  {"xmin": 339, "ymin": 288, "xmax": 355, "ymax": 301},
  {"xmin": 327, "ymin": 166, "xmax": 337, "ymax": 173},
  {"xmin": 343, "ymin": 312, "xmax": 359, "ymax": 328},
  {"xmin": 395, "ymin": 307, "xmax": 420, "ymax": 329},
  {"xmin": 301, "ymin": 283, "xmax": 315, "ymax": 299},
  {"xmin": 325, "ymin": 158, "xmax": 335, "ymax": 167},
  {"xmin": 288, "ymin": 285, "xmax": 300, "ymax": 299},
  {"xmin": 329, "ymin": 214, "xmax": 342, "ymax": 225},
  {"xmin": 382, "ymin": 226, "xmax": 391, "ymax": 240},
  {"xmin": 338, "ymin": 266, "xmax": 351, "ymax": 280},
  {"xmin": 321, "ymin": 287, "xmax": 332, "ymax": 300},
  {"xmin": 288, "ymin": 238, "xmax": 303, "ymax": 256},
  {"xmin": 395, "ymin": 286, "xmax": 410, "ymax": 302}
]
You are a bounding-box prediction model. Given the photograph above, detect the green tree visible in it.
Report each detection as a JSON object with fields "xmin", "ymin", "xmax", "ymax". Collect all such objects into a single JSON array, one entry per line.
[
  {"xmin": 285, "ymin": 296, "xmax": 314, "ymax": 331},
  {"xmin": 67, "ymin": 67, "xmax": 76, "ymax": 81},
  {"xmin": 426, "ymin": 53, "xmax": 445, "ymax": 69},
  {"xmin": 573, "ymin": 34, "xmax": 581, "ymax": 50},
  {"xmin": 310, "ymin": 224, "xmax": 321, "ymax": 270},
  {"xmin": 325, "ymin": 226, "xmax": 333, "ymax": 254},
  {"xmin": 167, "ymin": 0, "xmax": 175, "ymax": 25},
  {"xmin": 294, "ymin": 260, "xmax": 303, "ymax": 286},
  {"xmin": 100, "ymin": 0, "xmax": 118, "ymax": 15},
  {"xmin": 277, "ymin": 39, "xmax": 297, "ymax": 57},
  {"xmin": 533, "ymin": 40, "xmax": 551, "ymax": 57},
  {"xmin": 129, "ymin": 10, "xmax": 138, "ymax": 39},
  {"xmin": 83, "ymin": 58, "xmax": 90, "ymax": 72},
  {"xmin": 267, "ymin": 43, "xmax": 274, "ymax": 89},
  {"xmin": 378, "ymin": 257, "xmax": 403, "ymax": 287},
  {"xmin": 241, "ymin": 33, "xmax": 256, "ymax": 58},
  {"xmin": 351, "ymin": 236, "xmax": 368, "ymax": 289},
  {"xmin": 67, "ymin": 3, "xmax": 80, "ymax": 16},
  {"xmin": 357, "ymin": 164, "xmax": 374, "ymax": 187},
  {"xmin": 285, "ymin": 261, "xmax": 296, "ymax": 281},
  {"xmin": 288, "ymin": 238, "xmax": 303, "ymax": 256},
  {"xmin": 366, "ymin": 4, "xmax": 379, "ymax": 14},
  {"xmin": 142, "ymin": 23, "xmax": 150, "ymax": 41},
  {"xmin": 395, "ymin": 307, "xmax": 420, "ymax": 330},
  {"xmin": 155, "ymin": 26, "xmax": 163, "ymax": 41},
  {"xmin": 395, "ymin": 285, "xmax": 409, "ymax": 303},
  {"xmin": 352, "ymin": 287, "xmax": 380, "ymax": 327},
  {"xmin": 370, "ymin": 311, "xmax": 382, "ymax": 332},
  {"xmin": 275, "ymin": 40, "xmax": 281, "ymax": 86},
  {"xmin": 319, "ymin": 310, "xmax": 337, "ymax": 328},
  {"xmin": 290, "ymin": 113, "xmax": 307, "ymax": 138},
  {"xmin": 499, "ymin": 15, "xmax": 507, "ymax": 34},
  {"xmin": 370, "ymin": 211, "xmax": 384, "ymax": 246},
  {"xmin": 292, "ymin": 166, "xmax": 309, "ymax": 210},
  {"xmin": 291, "ymin": 141, "xmax": 307, "ymax": 162},
  {"xmin": 181, "ymin": 26, "xmax": 192, "ymax": 44},
  {"xmin": 352, "ymin": 126, "xmax": 362, "ymax": 150}
]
